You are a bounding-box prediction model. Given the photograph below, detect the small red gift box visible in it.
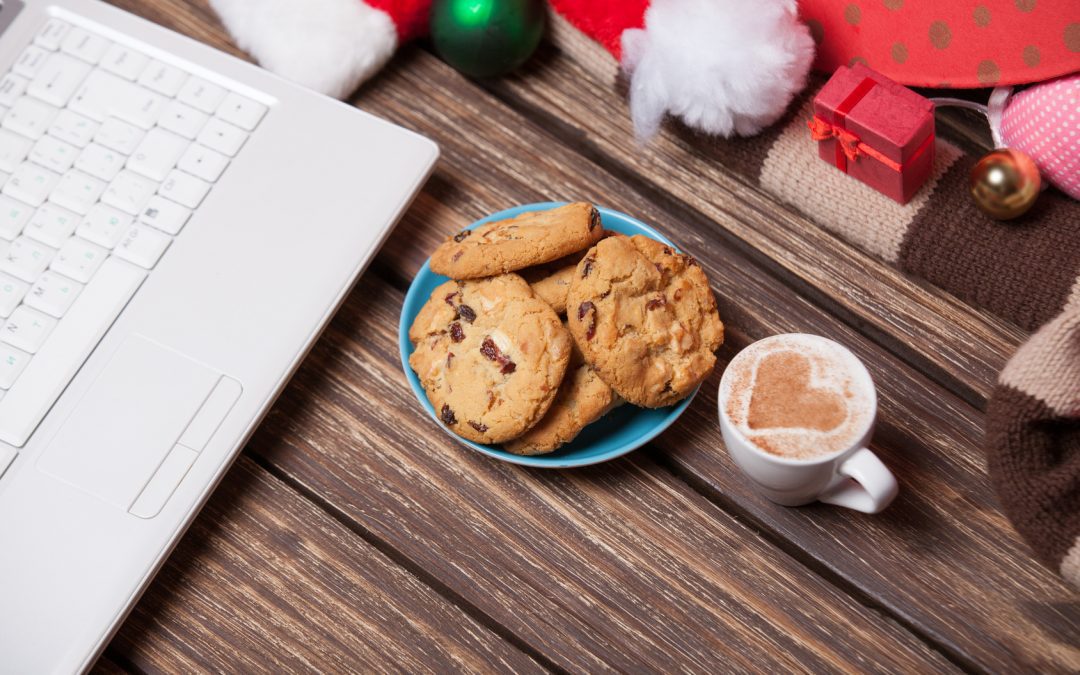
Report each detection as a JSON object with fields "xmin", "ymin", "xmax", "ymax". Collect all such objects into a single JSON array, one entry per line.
[{"xmin": 809, "ymin": 63, "xmax": 935, "ymax": 204}]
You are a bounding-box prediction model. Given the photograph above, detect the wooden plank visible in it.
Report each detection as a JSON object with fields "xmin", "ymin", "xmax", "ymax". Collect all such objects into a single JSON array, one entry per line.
[
  {"xmin": 337, "ymin": 49, "xmax": 1078, "ymax": 670},
  {"xmin": 250, "ymin": 275, "xmax": 954, "ymax": 673},
  {"xmin": 479, "ymin": 15, "xmax": 1026, "ymax": 406},
  {"xmin": 101, "ymin": 457, "xmax": 545, "ymax": 673}
]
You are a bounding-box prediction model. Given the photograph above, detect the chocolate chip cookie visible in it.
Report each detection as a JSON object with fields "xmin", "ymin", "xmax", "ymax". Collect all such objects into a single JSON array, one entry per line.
[
  {"xmin": 566, "ymin": 235, "xmax": 723, "ymax": 408},
  {"xmin": 504, "ymin": 340, "xmax": 620, "ymax": 455},
  {"xmin": 430, "ymin": 202, "xmax": 604, "ymax": 279},
  {"xmin": 409, "ymin": 274, "xmax": 572, "ymax": 444}
]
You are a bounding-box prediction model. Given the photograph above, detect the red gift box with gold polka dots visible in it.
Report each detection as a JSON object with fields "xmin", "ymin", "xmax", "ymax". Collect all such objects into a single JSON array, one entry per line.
[{"xmin": 808, "ymin": 63, "xmax": 936, "ymax": 204}]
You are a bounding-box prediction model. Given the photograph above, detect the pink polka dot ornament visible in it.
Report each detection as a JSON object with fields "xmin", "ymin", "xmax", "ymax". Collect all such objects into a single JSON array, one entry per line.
[{"xmin": 1000, "ymin": 74, "xmax": 1080, "ymax": 201}]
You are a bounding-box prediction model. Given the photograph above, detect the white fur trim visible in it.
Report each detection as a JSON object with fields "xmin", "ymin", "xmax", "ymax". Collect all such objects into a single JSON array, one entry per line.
[
  {"xmin": 209, "ymin": 0, "xmax": 398, "ymax": 99},
  {"xmin": 621, "ymin": 0, "xmax": 815, "ymax": 139}
]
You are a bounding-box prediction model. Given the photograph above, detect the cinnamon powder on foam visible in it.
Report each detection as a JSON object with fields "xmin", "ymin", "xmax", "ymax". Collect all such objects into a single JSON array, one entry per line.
[{"xmin": 723, "ymin": 340, "xmax": 871, "ymax": 461}]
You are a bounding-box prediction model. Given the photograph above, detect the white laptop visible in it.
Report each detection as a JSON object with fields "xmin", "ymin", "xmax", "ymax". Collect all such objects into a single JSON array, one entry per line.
[{"xmin": 0, "ymin": 1, "xmax": 438, "ymax": 671}]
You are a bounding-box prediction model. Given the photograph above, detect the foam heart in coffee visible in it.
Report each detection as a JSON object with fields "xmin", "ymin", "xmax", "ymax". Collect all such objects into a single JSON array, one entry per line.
[
  {"xmin": 720, "ymin": 334, "xmax": 875, "ymax": 460},
  {"xmin": 747, "ymin": 351, "xmax": 847, "ymax": 433}
]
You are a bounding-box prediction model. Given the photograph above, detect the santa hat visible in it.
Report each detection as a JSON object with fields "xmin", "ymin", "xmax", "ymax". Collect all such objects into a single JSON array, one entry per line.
[
  {"xmin": 801, "ymin": 0, "xmax": 1080, "ymax": 89},
  {"xmin": 210, "ymin": 0, "xmax": 1079, "ymax": 137},
  {"xmin": 209, "ymin": 0, "xmax": 815, "ymax": 139}
]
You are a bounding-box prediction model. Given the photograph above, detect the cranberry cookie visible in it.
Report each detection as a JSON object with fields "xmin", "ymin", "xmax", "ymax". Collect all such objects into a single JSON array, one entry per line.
[
  {"xmin": 409, "ymin": 274, "xmax": 571, "ymax": 444},
  {"xmin": 430, "ymin": 202, "xmax": 604, "ymax": 279},
  {"xmin": 526, "ymin": 263, "xmax": 576, "ymax": 315},
  {"xmin": 566, "ymin": 235, "xmax": 723, "ymax": 408},
  {"xmin": 504, "ymin": 340, "xmax": 620, "ymax": 455}
]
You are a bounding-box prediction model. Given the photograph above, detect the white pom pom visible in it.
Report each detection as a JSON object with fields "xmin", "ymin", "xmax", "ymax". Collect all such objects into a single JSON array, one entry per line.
[
  {"xmin": 210, "ymin": 0, "xmax": 398, "ymax": 99},
  {"xmin": 621, "ymin": 0, "xmax": 815, "ymax": 140}
]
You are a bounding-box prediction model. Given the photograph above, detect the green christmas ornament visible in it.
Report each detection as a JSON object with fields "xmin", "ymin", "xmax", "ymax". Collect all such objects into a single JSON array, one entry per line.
[{"xmin": 430, "ymin": 0, "xmax": 546, "ymax": 78}]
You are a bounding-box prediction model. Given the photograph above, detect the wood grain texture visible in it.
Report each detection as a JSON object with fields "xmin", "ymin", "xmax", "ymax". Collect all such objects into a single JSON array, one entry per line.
[
  {"xmin": 245, "ymin": 275, "xmax": 954, "ymax": 673},
  {"xmin": 98, "ymin": 0, "xmax": 1079, "ymax": 672},
  {"xmin": 100, "ymin": 457, "xmax": 544, "ymax": 674},
  {"xmin": 310, "ymin": 45, "xmax": 1079, "ymax": 671}
]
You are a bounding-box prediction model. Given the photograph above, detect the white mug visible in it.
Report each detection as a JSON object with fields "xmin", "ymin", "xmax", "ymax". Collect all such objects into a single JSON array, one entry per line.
[{"xmin": 717, "ymin": 334, "xmax": 898, "ymax": 513}]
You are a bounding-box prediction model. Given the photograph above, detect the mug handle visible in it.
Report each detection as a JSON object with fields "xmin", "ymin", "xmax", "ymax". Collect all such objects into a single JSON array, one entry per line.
[{"xmin": 818, "ymin": 448, "xmax": 898, "ymax": 514}]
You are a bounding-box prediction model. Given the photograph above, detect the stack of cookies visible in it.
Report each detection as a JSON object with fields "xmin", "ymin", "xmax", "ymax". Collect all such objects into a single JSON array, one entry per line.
[{"xmin": 408, "ymin": 203, "xmax": 724, "ymax": 456}]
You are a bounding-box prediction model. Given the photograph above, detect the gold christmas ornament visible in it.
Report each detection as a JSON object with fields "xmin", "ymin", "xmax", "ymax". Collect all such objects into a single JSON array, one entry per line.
[{"xmin": 969, "ymin": 148, "xmax": 1041, "ymax": 220}]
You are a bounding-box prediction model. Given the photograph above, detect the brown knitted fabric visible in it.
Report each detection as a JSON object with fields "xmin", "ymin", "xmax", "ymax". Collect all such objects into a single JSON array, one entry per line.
[
  {"xmin": 988, "ymin": 308, "xmax": 1080, "ymax": 588},
  {"xmin": 900, "ymin": 155, "xmax": 1080, "ymax": 332},
  {"xmin": 669, "ymin": 83, "xmax": 1080, "ymax": 586}
]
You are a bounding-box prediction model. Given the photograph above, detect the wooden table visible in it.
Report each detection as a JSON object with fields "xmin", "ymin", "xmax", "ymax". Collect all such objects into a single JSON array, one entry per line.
[{"xmin": 96, "ymin": 2, "xmax": 1079, "ymax": 672}]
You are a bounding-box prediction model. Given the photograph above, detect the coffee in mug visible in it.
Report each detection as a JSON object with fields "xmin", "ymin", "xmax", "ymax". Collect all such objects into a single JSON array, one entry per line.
[
  {"xmin": 720, "ymin": 334, "xmax": 875, "ymax": 461},
  {"xmin": 718, "ymin": 334, "xmax": 897, "ymax": 513}
]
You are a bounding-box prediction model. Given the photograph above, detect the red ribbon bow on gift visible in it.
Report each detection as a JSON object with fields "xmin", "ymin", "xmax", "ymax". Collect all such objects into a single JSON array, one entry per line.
[
  {"xmin": 807, "ymin": 116, "xmax": 865, "ymax": 162},
  {"xmin": 807, "ymin": 115, "xmax": 904, "ymax": 170}
]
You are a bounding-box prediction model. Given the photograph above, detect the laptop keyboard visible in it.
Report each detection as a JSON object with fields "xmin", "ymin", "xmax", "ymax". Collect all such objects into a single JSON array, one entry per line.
[{"xmin": 0, "ymin": 18, "xmax": 266, "ymax": 451}]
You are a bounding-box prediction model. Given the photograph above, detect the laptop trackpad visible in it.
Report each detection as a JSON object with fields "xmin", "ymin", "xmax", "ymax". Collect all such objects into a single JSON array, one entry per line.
[{"xmin": 38, "ymin": 336, "xmax": 228, "ymax": 511}]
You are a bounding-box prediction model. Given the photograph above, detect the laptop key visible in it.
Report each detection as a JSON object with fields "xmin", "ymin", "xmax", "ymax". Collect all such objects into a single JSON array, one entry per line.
[
  {"xmin": 127, "ymin": 128, "xmax": 188, "ymax": 182},
  {"xmin": 140, "ymin": 196, "xmax": 189, "ymax": 235},
  {"xmin": 13, "ymin": 46, "xmax": 50, "ymax": 81},
  {"xmin": 196, "ymin": 117, "xmax": 246, "ymax": 157},
  {"xmin": 1, "ymin": 236, "xmax": 56, "ymax": 282},
  {"xmin": 51, "ymin": 170, "xmax": 107, "ymax": 215},
  {"xmin": 102, "ymin": 170, "xmax": 156, "ymax": 215},
  {"xmin": 60, "ymin": 27, "xmax": 111, "ymax": 65},
  {"xmin": 177, "ymin": 144, "xmax": 227, "ymax": 182},
  {"xmin": 48, "ymin": 109, "xmax": 99, "ymax": 148},
  {"xmin": 176, "ymin": 76, "xmax": 225, "ymax": 114},
  {"xmin": 0, "ymin": 196, "xmax": 33, "ymax": 241},
  {"xmin": 25, "ymin": 203, "xmax": 80, "ymax": 248},
  {"xmin": 25, "ymin": 271, "xmax": 82, "ymax": 318},
  {"xmin": 157, "ymin": 100, "xmax": 207, "ymax": 139},
  {"xmin": 100, "ymin": 44, "xmax": 149, "ymax": 82},
  {"xmin": 0, "ymin": 74, "xmax": 28, "ymax": 108},
  {"xmin": 71, "ymin": 70, "xmax": 165, "ymax": 129},
  {"xmin": 3, "ymin": 97, "xmax": 59, "ymax": 140},
  {"xmin": 94, "ymin": 117, "xmax": 142, "ymax": 154},
  {"xmin": 0, "ymin": 131, "xmax": 32, "ymax": 175},
  {"xmin": 0, "ymin": 257, "xmax": 146, "ymax": 447},
  {"xmin": 137, "ymin": 60, "xmax": 187, "ymax": 98},
  {"xmin": 35, "ymin": 19, "xmax": 72, "ymax": 52},
  {"xmin": 29, "ymin": 134, "xmax": 78, "ymax": 173},
  {"xmin": 115, "ymin": 224, "xmax": 170, "ymax": 269},
  {"xmin": 51, "ymin": 236, "xmax": 107, "ymax": 283},
  {"xmin": 0, "ymin": 273, "xmax": 28, "ymax": 317},
  {"xmin": 74, "ymin": 142, "xmax": 126, "ymax": 181},
  {"xmin": 76, "ymin": 203, "xmax": 130, "ymax": 248},
  {"xmin": 28, "ymin": 53, "xmax": 92, "ymax": 108},
  {"xmin": 0, "ymin": 342, "xmax": 30, "ymax": 389},
  {"xmin": 158, "ymin": 169, "xmax": 209, "ymax": 209},
  {"xmin": 1, "ymin": 305, "xmax": 56, "ymax": 353},
  {"xmin": 215, "ymin": 92, "xmax": 266, "ymax": 131},
  {"xmin": 3, "ymin": 162, "xmax": 60, "ymax": 206}
]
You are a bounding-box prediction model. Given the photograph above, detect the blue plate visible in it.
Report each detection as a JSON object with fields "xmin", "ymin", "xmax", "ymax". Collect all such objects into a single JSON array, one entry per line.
[{"xmin": 399, "ymin": 202, "xmax": 699, "ymax": 468}]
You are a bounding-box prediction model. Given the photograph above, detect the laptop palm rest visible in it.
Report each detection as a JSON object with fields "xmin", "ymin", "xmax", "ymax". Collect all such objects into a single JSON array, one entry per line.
[{"xmin": 37, "ymin": 335, "xmax": 238, "ymax": 515}]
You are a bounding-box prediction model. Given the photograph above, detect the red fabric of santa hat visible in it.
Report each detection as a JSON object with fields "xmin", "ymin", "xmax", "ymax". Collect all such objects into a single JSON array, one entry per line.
[{"xmin": 801, "ymin": 0, "xmax": 1080, "ymax": 89}]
